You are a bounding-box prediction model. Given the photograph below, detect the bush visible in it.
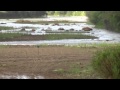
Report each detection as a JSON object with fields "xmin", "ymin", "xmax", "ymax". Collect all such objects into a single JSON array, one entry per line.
[
  {"xmin": 92, "ymin": 46, "xmax": 120, "ymax": 79},
  {"xmin": 86, "ymin": 11, "xmax": 120, "ymax": 32}
]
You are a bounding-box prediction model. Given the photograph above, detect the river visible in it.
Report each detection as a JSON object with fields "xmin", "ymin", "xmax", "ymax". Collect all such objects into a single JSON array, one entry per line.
[{"xmin": 0, "ymin": 16, "xmax": 120, "ymax": 45}]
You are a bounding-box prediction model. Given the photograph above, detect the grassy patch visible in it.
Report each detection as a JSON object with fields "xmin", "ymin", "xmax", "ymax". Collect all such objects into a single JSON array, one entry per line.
[
  {"xmin": 0, "ymin": 33, "xmax": 97, "ymax": 41},
  {"xmin": 66, "ymin": 63, "xmax": 101, "ymax": 79},
  {"xmin": 0, "ymin": 45, "xmax": 7, "ymax": 48},
  {"xmin": 53, "ymin": 63, "xmax": 101, "ymax": 79},
  {"xmin": 44, "ymin": 33, "xmax": 97, "ymax": 40},
  {"xmin": 0, "ymin": 26, "xmax": 14, "ymax": 30},
  {"xmin": 92, "ymin": 46, "xmax": 120, "ymax": 79},
  {"xmin": 0, "ymin": 33, "xmax": 23, "ymax": 40}
]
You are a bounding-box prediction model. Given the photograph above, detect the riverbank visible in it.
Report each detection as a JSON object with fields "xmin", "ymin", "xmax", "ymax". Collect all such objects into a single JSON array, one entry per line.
[{"xmin": 0, "ymin": 45, "xmax": 101, "ymax": 79}]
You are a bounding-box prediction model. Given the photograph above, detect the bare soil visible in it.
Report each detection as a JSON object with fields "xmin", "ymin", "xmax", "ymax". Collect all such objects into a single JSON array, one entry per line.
[{"xmin": 0, "ymin": 45, "xmax": 98, "ymax": 79}]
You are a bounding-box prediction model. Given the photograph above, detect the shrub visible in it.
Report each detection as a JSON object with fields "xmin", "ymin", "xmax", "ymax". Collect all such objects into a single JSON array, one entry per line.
[
  {"xmin": 92, "ymin": 46, "xmax": 120, "ymax": 79},
  {"xmin": 86, "ymin": 11, "xmax": 120, "ymax": 32}
]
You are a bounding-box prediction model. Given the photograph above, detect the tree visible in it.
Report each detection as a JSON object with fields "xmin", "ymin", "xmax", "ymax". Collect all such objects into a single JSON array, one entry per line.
[{"xmin": 86, "ymin": 11, "xmax": 120, "ymax": 32}]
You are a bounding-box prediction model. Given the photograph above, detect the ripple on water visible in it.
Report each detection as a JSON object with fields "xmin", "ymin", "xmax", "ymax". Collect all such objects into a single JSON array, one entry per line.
[
  {"xmin": 0, "ymin": 18, "xmax": 120, "ymax": 44},
  {"xmin": 0, "ymin": 74, "xmax": 44, "ymax": 79}
]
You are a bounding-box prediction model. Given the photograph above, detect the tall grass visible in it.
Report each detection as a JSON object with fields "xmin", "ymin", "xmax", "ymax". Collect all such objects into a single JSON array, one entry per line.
[{"xmin": 92, "ymin": 46, "xmax": 120, "ymax": 79}]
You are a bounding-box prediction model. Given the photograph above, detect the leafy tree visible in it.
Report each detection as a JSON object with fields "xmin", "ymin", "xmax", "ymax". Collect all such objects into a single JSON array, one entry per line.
[{"xmin": 86, "ymin": 11, "xmax": 120, "ymax": 32}]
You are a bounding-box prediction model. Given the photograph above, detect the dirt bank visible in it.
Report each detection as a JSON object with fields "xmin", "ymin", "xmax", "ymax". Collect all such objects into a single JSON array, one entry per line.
[{"xmin": 0, "ymin": 45, "xmax": 98, "ymax": 79}]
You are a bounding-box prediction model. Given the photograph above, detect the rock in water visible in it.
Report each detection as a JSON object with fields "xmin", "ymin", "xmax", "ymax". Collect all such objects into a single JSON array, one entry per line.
[{"xmin": 82, "ymin": 27, "xmax": 92, "ymax": 31}]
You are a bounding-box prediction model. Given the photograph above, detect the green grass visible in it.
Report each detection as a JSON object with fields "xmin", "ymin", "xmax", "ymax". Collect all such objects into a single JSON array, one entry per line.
[
  {"xmin": 44, "ymin": 33, "xmax": 97, "ymax": 40},
  {"xmin": 0, "ymin": 45, "xmax": 7, "ymax": 48},
  {"xmin": 0, "ymin": 26, "xmax": 14, "ymax": 30},
  {"xmin": 92, "ymin": 46, "xmax": 120, "ymax": 79},
  {"xmin": 53, "ymin": 63, "xmax": 101, "ymax": 79},
  {"xmin": 0, "ymin": 33, "xmax": 97, "ymax": 41},
  {"xmin": 0, "ymin": 33, "xmax": 23, "ymax": 40},
  {"xmin": 66, "ymin": 63, "xmax": 101, "ymax": 79}
]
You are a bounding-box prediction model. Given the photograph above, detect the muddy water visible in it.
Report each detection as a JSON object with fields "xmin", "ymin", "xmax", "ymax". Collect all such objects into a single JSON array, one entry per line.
[{"xmin": 0, "ymin": 17, "xmax": 120, "ymax": 45}]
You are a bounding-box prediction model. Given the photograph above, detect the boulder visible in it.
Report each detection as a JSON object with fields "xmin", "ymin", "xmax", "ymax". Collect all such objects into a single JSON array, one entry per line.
[
  {"xmin": 0, "ymin": 23, "xmax": 6, "ymax": 24},
  {"xmin": 66, "ymin": 30, "xmax": 69, "ymax": 32},
  {"xmin": 45, "ymin": 23, "xmax": 49, "ymax": 25},
  {"xmin": 32, "ymin": 29, "xmax": 36, "ymax": 32},
  {"xmin": 52, "ymin": 23, "xmax": 59, "ymax": 26},
  {"xmin": 41, "ymin": 28, "xmax": 45, "ymax": 31},
  {"xmin": 58, "ymin": 28, "xmax": 64, "ymax": 30},
  {"xmin": 69, "ymin": 28, "xmax": 74, "ymax": 31},
  {"xmin": 106, "ymin": 40, "xmax": 110, "ymax": 41},
  {"xmin": 82, "ymin": 27, "xmax": 93, "ymax": 31}
]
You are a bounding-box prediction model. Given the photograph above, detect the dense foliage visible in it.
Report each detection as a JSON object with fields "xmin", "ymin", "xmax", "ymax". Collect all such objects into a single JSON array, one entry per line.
[
  {"xmin": 92, "ymin": 46, "xmax": 120, "ymax": 79},
  {"xmin": 86, "ymin": 11, "xmax": 120, "ymax": 32}
]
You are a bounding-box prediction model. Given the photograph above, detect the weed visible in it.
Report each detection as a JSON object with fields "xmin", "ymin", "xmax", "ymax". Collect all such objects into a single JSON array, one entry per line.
[{"xmin": 92, "ymin": 46, "xmax": 120, "ymax": 79}]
